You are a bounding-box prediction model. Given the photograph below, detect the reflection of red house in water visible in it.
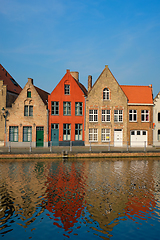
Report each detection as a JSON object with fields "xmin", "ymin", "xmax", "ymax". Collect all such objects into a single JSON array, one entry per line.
[
  {"xmin": 45, "ymin": 162, "xmax": 86, "ymax": 233},
  {"xmin": 125, "ymin": 191, "xmax": 156, "ymax": 221}
]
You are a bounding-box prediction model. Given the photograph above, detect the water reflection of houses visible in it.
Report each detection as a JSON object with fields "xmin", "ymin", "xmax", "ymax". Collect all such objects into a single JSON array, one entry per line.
[
  {"xmin": 45, "ymin": 161, "xmax": 87, "ymax": 234},
  {"xmin": 83, "ymin": 160, "xmax": 157, "ymax": 237},
  {"xmin": 0, "ymin": 161, "xmax": 49, "ymax": 229}
]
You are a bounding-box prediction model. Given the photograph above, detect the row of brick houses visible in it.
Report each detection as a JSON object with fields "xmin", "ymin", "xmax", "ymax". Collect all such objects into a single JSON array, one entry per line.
[{"xmin": 0, "ymin": 64, "xmax": 160, "ymax": 147}]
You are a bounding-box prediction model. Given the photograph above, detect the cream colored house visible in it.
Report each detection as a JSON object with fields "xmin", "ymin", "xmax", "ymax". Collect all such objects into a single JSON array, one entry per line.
[
  {"xmin": 85, "ymin": 65, "xmax": 128, "ymax": 146},
  {"xmin": 6, "ymin": 78, "xmax": 49, "ymax": 147},
  {"xmin": 153, "ymin": 92, "xmax": 160, "ymax": 146}
]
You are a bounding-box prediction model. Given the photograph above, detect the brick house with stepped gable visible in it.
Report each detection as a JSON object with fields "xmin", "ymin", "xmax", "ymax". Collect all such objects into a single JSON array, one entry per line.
[
  {"xmin": 48, "ymin": 69, "xmax": 87, "ymax": 146},
  {"xmin": 6, "ymin": 78, "xmax": 49, "ymax": 147},
  {"xmin": 153, "ymin": 92, "xmax": 160, "ymax": 146},
  {"xmin": 121, "ymin": 85, "xmax": 153, "ymax": 147},
  {"xmin": 0, "ymin": 64, "xmax": 22, "ymax": 145},
  {"xmin": 85, "ymin": 65, "xmax": 128, "ymax": 146}
]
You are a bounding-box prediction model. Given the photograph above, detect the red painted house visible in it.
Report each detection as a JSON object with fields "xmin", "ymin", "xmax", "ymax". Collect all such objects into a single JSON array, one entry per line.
[{"xmin": 48, "ymin": 70, "xmax": 87, "ymax": 146}]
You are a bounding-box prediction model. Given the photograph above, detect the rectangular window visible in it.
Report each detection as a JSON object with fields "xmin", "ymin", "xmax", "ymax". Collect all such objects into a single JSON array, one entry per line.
[
  {"xmin": 89, "ymin": 109, "xmax": 98, "ymax": 122},
  {"xmin": 114, "ymin": 110, "xmax": 123, "ymax": 122},
  {"xmin": 63, "ymin": 124, "xmax": 71, "ymax": 140},
  {"xmin": 75, "ymin": 102, "xmax": 83, "ymax": 116},
  {"xmin": 158, "ymin": 113, "xmax": 160, "ymax": 122},
  {"xmin": 101, "ymin": 129, "xmax": 110, "ymax": 142},
  {"xmin": 51, "ymin": 101, "xmax": 59, "ymax": 115},
  {"xmin": 64, "ymin": 84, "xmax": 70, "ymax": 95},
  {"xmin": 141, "ymin": 110, "xmax": 149, "ymax": 122},
  {"xmin": 27, "ymin": 91, "xmax": 31, "ymax": 98},
  {"xmin": 102, "ymin": 110, "xmax": 110, "ymax": 122},
  {"xmin": 89, "ymin": 128, "xmax": 98, "ymax": 142},
  {"xmin": 51, "ymin": 124, "xmax": 59, "ymax": 129},
  {"xmin": 129, "ymin": 110, "xmax": 137, "ymax": 122},
  {"xmin": 63, "ymin": 102, "xmax": 71, "ymax": 115},
  {"xmin": 9, "ymin": 126, "xmax": 18, "ymax": 142},
  {"xmin": 158, "ymin": 130, "xmax": 160, "ymax": 141},
  {"xmin": 23, "ymin": 126, "xmax": 32, "ymax": 142},
  {"xmin": 75, "ymin": 124, "xmax": 82, "ymax": 140},
  {"xmin": 24, "ymin": 106, "xmax": 33, "ymax": 116}
]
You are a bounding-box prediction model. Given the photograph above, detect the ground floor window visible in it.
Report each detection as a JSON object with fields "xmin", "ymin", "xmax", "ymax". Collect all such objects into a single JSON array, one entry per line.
[
  {"xmin": 63, "ymin": 124, "xmax": 71, "ymax": 140},
  {"xmin": 9, "ymin": 126, "xmax": 18, "ymax": 142},
  {"xmin": 23, "ymin": 126, "xmax": 32, "ymax": 142},
  {"xmin": 89, "ymin": 129, "xmax": 98, "ymax": 142},
  {"xmin": 158, "ymin": 130, "xmax": 160, "ymax": 141},
  {"xmin": 75, "ymin": 124, "xmax": 82, "ymax": 140},
  {"xmin": 101, "ymin": 129, "xmax": 110, "ymax": 142}
]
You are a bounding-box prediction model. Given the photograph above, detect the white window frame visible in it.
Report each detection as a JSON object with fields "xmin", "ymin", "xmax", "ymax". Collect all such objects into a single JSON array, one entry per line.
[
  {"xmin": 114, "ymin": 110, "xmax": 123, "ymax": 122},
  {"xmin": 89, "ymin": 129, "xmax": 98, "ymax": 142},
  {"xmin": 102, "ymin": 109, "xmax": 110, "ymax": 122},
  {"xmin": 89, "ymin": 109, "xmax": 98, "ymax": 122},
  {"xmin": 141, "ymin": 110, "xmax": 149, "ymax": 122},
  {"xmin": 129, "ymin": 110, "xmax": 137, "ymax": 122},
  {"xmin": 101, "ymin": 129, "xmax": 110, "ymax": 142},
  {"xmin": 103, "ymin": 88, "xmax": 110, "ymax": 100}
]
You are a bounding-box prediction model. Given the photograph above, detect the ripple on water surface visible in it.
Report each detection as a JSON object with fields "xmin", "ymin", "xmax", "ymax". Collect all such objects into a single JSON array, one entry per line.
[{"xmin": 0, "ymin": 159, "xmax": 160, "ymax": 240}]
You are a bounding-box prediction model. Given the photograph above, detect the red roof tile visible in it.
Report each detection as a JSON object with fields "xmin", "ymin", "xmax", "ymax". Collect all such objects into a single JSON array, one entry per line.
[
  {"xmin": 120, "ymin": 85, "xmax": 153, "ymax": 104},
  {"xmin": 0, "ymin": 64, "xmax": 22, "ymax": 94}
]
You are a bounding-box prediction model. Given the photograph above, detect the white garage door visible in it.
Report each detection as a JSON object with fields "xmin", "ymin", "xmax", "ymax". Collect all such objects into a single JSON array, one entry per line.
[{"xmin": 130, "ymin": 130, "xmax": 147, "ymax": 147}]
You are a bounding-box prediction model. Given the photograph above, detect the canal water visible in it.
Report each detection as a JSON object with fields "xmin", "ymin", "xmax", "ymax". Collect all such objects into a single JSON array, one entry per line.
[{"xmin": 0, "ymin": 158, "xmax": 160, "ymax": 240}]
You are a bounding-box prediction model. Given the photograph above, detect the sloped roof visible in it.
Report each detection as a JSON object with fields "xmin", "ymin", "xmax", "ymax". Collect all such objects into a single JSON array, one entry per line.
[
  {"xmin": 154, "ymin": 91, "xmax": 160, "ymax": 102},
  {"xmin": 0, "ymin": 64, "xmax": 22, "ymax": 94},
  {"xmin": 120, "ymin": 85, "xmax": 153, "ymax": 104},
  {"xmin": 35, "ymin": 86, "xmax": 49, "ymax": 105},
  {"xmin": 75, "ymin": 81, "xmax": 88, "ymax": 96}
]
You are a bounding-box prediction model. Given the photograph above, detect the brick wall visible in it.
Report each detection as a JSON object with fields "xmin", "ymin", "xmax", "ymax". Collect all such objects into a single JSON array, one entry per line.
[
  {"xmin": 127, "ymin": 105, "xmax": 153, "ymax": 145},
  {"xmin": 85, "ymin": 66, "xmax": 128, "ymax": 146},
  {"xmin": 6, "ymin": 78, "xmax": 48, "ymax": 147}
]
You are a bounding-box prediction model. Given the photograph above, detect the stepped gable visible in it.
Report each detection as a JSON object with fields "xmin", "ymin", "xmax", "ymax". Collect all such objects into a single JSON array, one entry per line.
[
  {"xmin": 0, "ymin": 64, "xmax": 22, "ymax": 94},
  {"xmin": 34, "ymin": 86, "xmax": 49, "ymax": 106},
  {"xmin": 120, "ymin": 85, "xmax": 153, "ymax": 104}
]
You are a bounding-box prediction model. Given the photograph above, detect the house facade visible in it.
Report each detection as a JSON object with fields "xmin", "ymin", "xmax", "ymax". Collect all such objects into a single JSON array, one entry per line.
[
  {"xmin": 0, "ymin": 64, "xmax": 22, "ymax": 145},
  {"xmin": 153, "ymin": 92, "xmax": 160, "ymax": 146},
  {"xmin": 121, "ymin": 85, "xmax": 153, "ymax": 147},
  {"xmin": 6, "ymin": 78, "xmax": 49, "ymax": 147},
  {"xmin": 85, "ymin": 65, "xmax": 128, "ymax": 146},
  {"xmin": 48, "ymin": 70, "xmax": 87, "ymax": 146}
]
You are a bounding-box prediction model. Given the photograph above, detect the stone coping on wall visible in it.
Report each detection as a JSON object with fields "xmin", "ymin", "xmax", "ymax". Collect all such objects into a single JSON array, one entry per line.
[{"xmin": 0, "ymin": 151, "xmax": 160, "ymax": 160}]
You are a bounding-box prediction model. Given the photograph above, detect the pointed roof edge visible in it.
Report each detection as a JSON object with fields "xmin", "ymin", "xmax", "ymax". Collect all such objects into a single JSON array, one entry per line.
[
  {"xmin": 88, "ymin": 65, "xmax": 128, "ymax": 100},
  {"xmin": 0, "ymin": 63, "xmax": 22, "ymax": 94},
  {"xmin": 34, "ymin": 86, "xmax": 49, "ymax": 106},
  {"xmin": 154, "ymin": 91, "xmax": 160, "ymax": 102},
  {"xmin": 50, "ymin": 69, "xmax": 88, "ymax": 96}
]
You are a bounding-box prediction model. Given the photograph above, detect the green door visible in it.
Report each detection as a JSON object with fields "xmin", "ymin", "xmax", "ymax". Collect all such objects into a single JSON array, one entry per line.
[
  {"xmin": 36, "ymin": 127, "xmax": 44, "ymax": 147},
  {"xmin": 51, "ymin": 124, "xmax": 59, "ymax": 146}
]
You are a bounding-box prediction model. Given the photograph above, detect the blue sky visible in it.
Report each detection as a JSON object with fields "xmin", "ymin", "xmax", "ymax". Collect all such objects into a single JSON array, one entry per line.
[{"xmin": 0, "ymin": 0, "xmax": 160, "ymax": 96}]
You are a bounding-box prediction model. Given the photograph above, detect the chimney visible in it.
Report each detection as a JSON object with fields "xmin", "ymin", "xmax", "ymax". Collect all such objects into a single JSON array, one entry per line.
[
  {"xmin": 70, "ymin": 71, "xmax": 79, "ymax": 82},
  {"xmin": 28, "ymin": 78, "xmax": 33, "ymax": 85},
  {"xmin": 88, "ymin": 75, "xmax": 92, "ymax": 92}
]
